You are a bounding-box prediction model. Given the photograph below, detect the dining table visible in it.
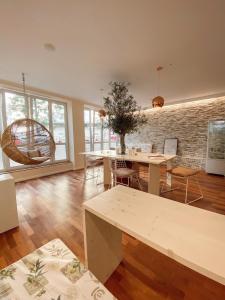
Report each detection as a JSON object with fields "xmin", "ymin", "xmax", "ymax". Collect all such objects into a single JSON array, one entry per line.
[{"xmin": 80, "ymin": 150, "xmax": 176, "ymax": 195}]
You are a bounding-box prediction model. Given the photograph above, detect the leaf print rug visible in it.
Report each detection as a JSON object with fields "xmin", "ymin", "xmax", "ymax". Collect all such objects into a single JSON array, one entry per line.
[{"xmin": 0, "ymin": 239, "xmax": 117, "ymax": 300}]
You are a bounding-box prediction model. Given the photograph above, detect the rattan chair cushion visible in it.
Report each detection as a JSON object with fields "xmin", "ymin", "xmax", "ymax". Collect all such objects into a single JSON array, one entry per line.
[
  {"xmin": 28, "ymin": 149, "xmax": 41, "ymax": 158},
  {"xmin": 168, "ymin": 166, "xmax": 200, "ymax": 177}
]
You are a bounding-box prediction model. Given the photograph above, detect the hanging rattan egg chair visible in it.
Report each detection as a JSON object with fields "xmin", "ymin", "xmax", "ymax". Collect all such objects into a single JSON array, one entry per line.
[{"xmin": 1, "ymin": 118, "xmax": 55, "ymax": 165}]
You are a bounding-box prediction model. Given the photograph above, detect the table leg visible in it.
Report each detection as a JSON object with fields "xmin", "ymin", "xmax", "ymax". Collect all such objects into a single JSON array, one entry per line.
[
  {"xmin": 84, "ymin": 210, "xmax": 123, "ymax": 283},
  {"xmin": 166, "ymin": 161, "xmax": 172, "ymax": 187},
  {"xmin": 148, "ymin": 164, "xmax": 160, "ymax": 195},
  {"xmin": 103, "ymin": 157, "xmax": 112, "ymax": 185}
]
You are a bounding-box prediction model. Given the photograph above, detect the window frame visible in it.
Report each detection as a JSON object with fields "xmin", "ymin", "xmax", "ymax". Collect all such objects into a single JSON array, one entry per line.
[
  {"xmin": 84, "ymin": 107, "xmax": 115, "ymax": 151},
  {"xmin": 0, "ymin": 89, "xmax": 70, "ymax": 172},
  {"xmin": 51, "ymin": 99, "xmax": 69, "ymax": 162}
]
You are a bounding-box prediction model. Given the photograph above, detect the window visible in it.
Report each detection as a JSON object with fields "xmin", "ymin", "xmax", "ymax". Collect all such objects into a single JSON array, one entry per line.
[
  {"xmin": 4, "ymin": 92, "xmax": 28, "ymax": 167},
  {"xmin": 52, "ymin": 103, "xmax": 67, "ymax": 160},
  {"xmin": 84, "ymin": 109, "xmax": 91, "ymax": 151},
  {"xmin": 5, "ymin": 92, "xmax": 27, "ymax": 125},
  {"xmin": 84, "ymin": 108, "xmax": 117, "ymax": 151},
  {"xmin": 32, "ymin": 98, "xmax": 49, "ymax": 128},
  {"xmin": 0, "ymin": 89, "xmax": 69, "ymax": 171},
  {"xmin": 93, "ymin": 111, "xmax": 102, "ymax": 151}
]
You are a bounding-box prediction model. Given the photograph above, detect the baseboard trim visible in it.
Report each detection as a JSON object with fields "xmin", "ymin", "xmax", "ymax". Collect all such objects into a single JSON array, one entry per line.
[{"xmin": 9, "ymin": 162, "xmax": 74, "ymax": 183}]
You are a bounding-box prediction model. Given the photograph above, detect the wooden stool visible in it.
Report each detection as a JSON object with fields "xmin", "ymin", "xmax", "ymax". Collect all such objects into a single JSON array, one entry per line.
[{"xmin": 161, "ymin": 166, "xmax": 203, "ymax": 204}]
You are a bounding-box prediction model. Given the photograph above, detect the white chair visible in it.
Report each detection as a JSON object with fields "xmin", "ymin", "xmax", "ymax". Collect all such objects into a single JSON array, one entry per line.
[
  {"xmin": 111, "ymin": 159, "xmax": 142, "ymax": 190},
  {"xmin": 161, "ymin": 139, "xmax": 203, "ymax": 204}
]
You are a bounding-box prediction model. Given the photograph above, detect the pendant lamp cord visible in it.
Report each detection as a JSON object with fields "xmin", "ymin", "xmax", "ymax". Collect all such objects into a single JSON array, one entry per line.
[{"xmin": 156, "ymin": 66, "xmax": 163, "ymax": 96}]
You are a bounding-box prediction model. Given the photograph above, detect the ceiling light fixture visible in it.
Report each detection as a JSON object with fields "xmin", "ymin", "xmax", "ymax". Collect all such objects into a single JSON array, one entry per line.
[
  {"xmin": 44, "ymin": 43, "xmax": 56, "ymax": 51},
  {"xmin": 152, "ymin": 66, "xmax": 165, "ymax": 108}
]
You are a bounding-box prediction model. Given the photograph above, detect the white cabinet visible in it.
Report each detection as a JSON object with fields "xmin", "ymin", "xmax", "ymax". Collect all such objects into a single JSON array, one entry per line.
[
  {"xmin": 206, "ymin": 120, "xmax": 225, "ymax": 175},
  {"xmin": 0, "ymin": 173, "xmax": 19, "ymax": 233}
]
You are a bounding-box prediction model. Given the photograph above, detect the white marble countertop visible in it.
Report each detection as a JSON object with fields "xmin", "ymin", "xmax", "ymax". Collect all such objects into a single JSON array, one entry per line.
[
  {"xmin": 80, "ymin": 150, "xmax": 176, "ymax": 165},
  {"xmin": 84, "ymin": 185, "xmax": 225, "ymax": 286}
]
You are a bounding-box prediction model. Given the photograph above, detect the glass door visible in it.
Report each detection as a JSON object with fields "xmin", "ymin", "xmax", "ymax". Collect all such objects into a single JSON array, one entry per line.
[{"xmin": 206, "ymin": 120, "xmax": 225, "ymax": 175}]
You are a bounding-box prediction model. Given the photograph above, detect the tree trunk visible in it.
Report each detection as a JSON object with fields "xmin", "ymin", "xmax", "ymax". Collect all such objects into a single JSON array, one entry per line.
[{"xmin": 120, "ymin": 134, "xmax": 126, "ymax": 155}]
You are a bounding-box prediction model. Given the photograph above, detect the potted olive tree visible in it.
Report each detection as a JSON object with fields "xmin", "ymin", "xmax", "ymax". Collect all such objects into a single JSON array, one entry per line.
[{"xmin": 103, "ymin": 81, "xmax": 147, "ymax": 154}]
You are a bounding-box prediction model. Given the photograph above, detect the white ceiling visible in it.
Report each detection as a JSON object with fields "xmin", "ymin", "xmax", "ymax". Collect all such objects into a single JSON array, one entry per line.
[{"xmin": 0, "ymin": 0, "xmax": 225, "ymax": 107}]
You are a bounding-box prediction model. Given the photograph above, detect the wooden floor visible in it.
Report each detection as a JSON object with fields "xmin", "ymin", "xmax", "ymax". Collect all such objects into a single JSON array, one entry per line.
[{"xmin": 1, "ymin": 169, "xmax": 225, "ymax": 299}]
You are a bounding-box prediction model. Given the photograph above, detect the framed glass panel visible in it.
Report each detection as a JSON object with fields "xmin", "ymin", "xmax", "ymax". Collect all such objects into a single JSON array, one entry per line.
[
  {"xmin": 103, "ymin": 127, "xmax": 109, "ymax": 143},
  {"xmin": 103, "ymin": 143, "xmax": 110, "ymax": 150},
  {"xmin": 94, "ymin": 112, "xmax": 101, "ymax": 144},
  {"xmin": 32, "ymin": 98, "xmax": 49, "ymax": 129},
  {"xmin": 0, "ymin": 89, "xmax": 69, "ymax": 171},
  {"xmin": 52, "ymin": 103, "xmax": 66, "ymax": 144},
  {"xmin": 94, "ymin": 143, "xmax": 101, "ymax": 151},
  {"xmin": 110, "ymin": 131, "xmax": 117, "ymax": 149},
  {"xmin": 85, "ymin": 143, "xmax": 91, "ymax": 152},
  {"xmin": 84, "ymin": 109, "xmax": 91, "ymax": 144},
  {"xmin": 55, "ymin": 144, "xmax": 67, "ymax": 160},
  {"xmin": 84, "ymin": 108, "xmax": 116, "ymax": 151},
  {"xmin": 5, "ymin": 92, "xmax": 27, "ymax": 125}
]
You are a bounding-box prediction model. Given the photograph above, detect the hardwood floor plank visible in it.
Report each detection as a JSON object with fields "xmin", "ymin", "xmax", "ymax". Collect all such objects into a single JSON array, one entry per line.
[{"xmin": 0, "ymin": 169, "xmax": 225, "ymax": 299}]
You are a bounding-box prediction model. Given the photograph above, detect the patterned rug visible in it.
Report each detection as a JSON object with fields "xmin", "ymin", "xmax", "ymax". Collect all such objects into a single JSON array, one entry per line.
[{"xmin": 0, "ymin": 239, "xmax": 117, "ymax": 299}]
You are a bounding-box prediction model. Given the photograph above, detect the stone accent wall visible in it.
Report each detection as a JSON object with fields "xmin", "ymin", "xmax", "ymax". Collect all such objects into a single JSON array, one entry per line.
[{"xmin": 127, "ymin": 97, "xmax": 225, "ymax": 169}]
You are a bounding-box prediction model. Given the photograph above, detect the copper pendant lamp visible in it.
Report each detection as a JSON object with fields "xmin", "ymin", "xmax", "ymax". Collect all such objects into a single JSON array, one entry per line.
[
  {"xmin": 98, "ymin": 109, "xmax": 107, "ymax": 119},
  {"xmin": 152, "ymin": 66, "xmax": 165, "ymax": 108}
]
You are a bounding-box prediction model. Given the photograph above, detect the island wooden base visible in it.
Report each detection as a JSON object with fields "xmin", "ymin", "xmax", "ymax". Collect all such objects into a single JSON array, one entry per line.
[{"xmin": 84, "ymin": 210, "xmax": 123, "ymax": 283}]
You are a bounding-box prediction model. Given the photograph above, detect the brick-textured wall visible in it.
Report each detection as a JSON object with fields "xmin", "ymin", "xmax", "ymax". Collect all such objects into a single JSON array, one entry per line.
[{"xmin": 127, "ymin": 97, "xmax": 225, "ymax": 169}]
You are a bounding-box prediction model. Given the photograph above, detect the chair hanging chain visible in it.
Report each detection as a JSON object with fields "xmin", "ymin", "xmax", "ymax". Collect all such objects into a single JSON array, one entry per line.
[{"xmin": 22, "ymin": 72, "xmax": 26, "ymax": 96}]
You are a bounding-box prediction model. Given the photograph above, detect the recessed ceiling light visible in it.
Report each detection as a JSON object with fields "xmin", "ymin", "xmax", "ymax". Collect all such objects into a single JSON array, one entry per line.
[{"xmin": 44, "ymin": 43, "xmax": 56, "ymax": 51}]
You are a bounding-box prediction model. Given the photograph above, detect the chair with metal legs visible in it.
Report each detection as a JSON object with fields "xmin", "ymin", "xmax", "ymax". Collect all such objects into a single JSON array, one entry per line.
[
  {"xmin": 111, "ymin": 159, "xmax": 142, "ymax": 190},
  {"xmin": 161, "ymin": 166, "xmax": 203, "ymax": 204}
]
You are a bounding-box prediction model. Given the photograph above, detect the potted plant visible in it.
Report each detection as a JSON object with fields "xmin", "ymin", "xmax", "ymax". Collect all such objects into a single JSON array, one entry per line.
[{"xmin": 103, "ymin": 81, "xmax": 147, "ymax": 154}]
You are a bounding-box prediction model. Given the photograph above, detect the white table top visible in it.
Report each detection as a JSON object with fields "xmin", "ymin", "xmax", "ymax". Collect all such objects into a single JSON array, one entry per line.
[
  {"xmin": 81, "ymin": 150, "xmax": 176, "ymax": 165},
  {"xmin": 84, "ymin": 185, "xmax": 225, "ymax": 285}
]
